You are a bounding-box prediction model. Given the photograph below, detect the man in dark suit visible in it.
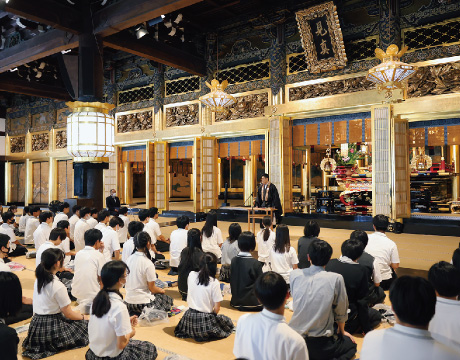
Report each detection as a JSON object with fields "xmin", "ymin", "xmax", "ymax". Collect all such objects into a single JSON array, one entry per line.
[
  {"xmin": 254, "ymin": 173, "xmax": 283, "ymax": 224},
  {"xmin": 106, "ymin": 189, "xmax": 121, "ymax": 215}
]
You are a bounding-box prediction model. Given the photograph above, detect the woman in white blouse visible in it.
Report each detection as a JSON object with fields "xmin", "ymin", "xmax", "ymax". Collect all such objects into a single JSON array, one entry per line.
[
  {"xmin": 86, "ymin": 260, "xmax": 157, "ymax": 359},
  {"xmin": 201, "ymin": 212, "xmax": 224, "ymax": 261},
  {"xmin": 268, "ymin": 224, "xmax": 299, "ymax": 284},
  {"xmin": 22, "ymin": 248, "xmax": 89, "ymax": 359}
]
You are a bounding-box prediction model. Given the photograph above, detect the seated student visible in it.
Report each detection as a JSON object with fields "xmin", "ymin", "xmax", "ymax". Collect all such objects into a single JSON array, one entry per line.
[
  {"xmin": 220, "ymin": 223, "xmax": 241, "ymax": 282},
  {"xmin": 0, "ymin": 272, "xmax": 22, "ymax": 360},
  {"xmin": 7, "ymin": 205, "xmax": 20, "ymax": 236},
  {"xmin": 22, "ymin": 248, "xmax": 89, "ymax": 359},
  {"xmin": 361, "ymin": 276, "xmax": 460, "ymax": 360},
  {"xmin": 74, "ymin": 207, "xmax": 92, "ymax": 252},
  {"xmin": 325, "ymin": 239, "xmax": 381, "ymax": 334},
  {"xmin": 428, "ymin": 261, "xmax": 460, "ymax": 352},
  {"xmin": 121, "ymin": 221, "xmax": 144, "ymax": 264},
  {"xmin": 86, "ymin": 261, "xmax": 158, "ymax": 360},
  {"xmin": 0, "ymin": 212, "xmax": 28, "ymax": 257},
  {"xmin": 117, "ymin": 207, "xmax": 130, "ymax": 245},
  {"xmin": 87, "ymin": 208, "xmax": 99, "ymax": 229},
  {"xmin": 33, "ymin": 211, "xmax": 53, "ymax": 250},
  {"xmin": 256, "ymin": 216, "xmax": 276, "ymax": 269},
  {"xmin": 125, "ymin": 232, "xmax": 173, "ymax": 316},
  {"xmin": 18, "ymin": 206, "xmax": 31, "ymax": 236},
  {"xmin": 35, "ymin": 228, "xmax": 68, "ymax": 269},
  {"xmin": 72, "ymin": 229, "xmax": 105, "ymax": 314},
  {"xmin": 230, "ymin": 231, "xmax": 263, "ymax": 311},
  {"xmin": 94, "ymin": 210, "xmax": 110, "ymax": 234},
  {"xmin": 175, "ymin": 253, "xmax": 234, "ymax": 341},
  {"xmin": 365, "ymin": 214, "xmax": 400, "ymax": 290},
  {"xmin": 268, "ymin": 224, "xmax": 299, "ymax": 284},
  {"xmin": 298, "ymin": 220, "xmax": 320, "ymax": 269},
  {"xmin": 52, "ymin": 202, "xmax": 69, "ymax": 229},
  {"xmin": 101, "ymin": 217, "xmax": 123, "ymax": 263},
  {"xmin": 146, "ymin": 207, "xmax": 170, "ymax": 252},
  {"xmin": 350, "ymin": 230, "xmax": 385, "ymax": 306},
  {"xmin": 138, "ymin": 210, "xmax": 164, "ymax": 260},
  {"xmin": 169, "ymin": 215, "xmax": 190, "ymax": 275},
  {"xmin": 452, "ymin": 244, "xmax": 460, "ymax": 269},
  {"xmin": 178, "ymin": 228, "xmax": 204, "ymax": 301},
  {"xmin": 25, "ymin": 206, "xmax": 41, "ymax": 245},
  {"xmin": 56, "ymin": 220, "xmax": 73, "ymax": 267},
  {"xmin": 201, "ymin": 211, "xmax": 224, "ymax": 261},
  {"xmin": 234, "ymin": 271, "xmax": 308, "ymax": 360},
  {"xmin": 289, "ymin": 239, "xmax": 356, "ymax": 360},
  {"xmin": 69, "ymin": 205, "xmax": 81, "ymax": 241}
]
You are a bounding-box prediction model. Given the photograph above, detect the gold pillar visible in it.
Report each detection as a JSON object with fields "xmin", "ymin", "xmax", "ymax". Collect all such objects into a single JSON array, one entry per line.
[
  {"xmin": 145, "ymin": 142, "xmax": 153, "ymax": 208},
  {"xmin": 48, "ymin": 157, "xmax": 57, "ymax": 202},
  {"xmin": 4, "ymin": 162, "xmax": 10, "ymax": 204},
  {"xmin": 303, "ymin": 148, "xmax": 311, "ymax": 201},
  {"xmin": 25, "ymin": 159, "xmax": 33, "ymax": 206},
  {"xmin": 244, "ymin": 157, "xmax": 254, "ymax": 205},
  {"xmin": 451, "ymin": 145, "xmax": 460, "ymax": 200},
  {"xmin": 124, "ymin": 161, "xmax": 132, "ymax": 205}
]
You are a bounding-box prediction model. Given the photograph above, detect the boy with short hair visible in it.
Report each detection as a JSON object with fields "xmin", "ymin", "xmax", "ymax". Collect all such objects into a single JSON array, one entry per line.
[
  {"xmin": 69, "ymin": 205, "xmax": 81, "ymax": 240},
  {"xmin": 33, "ymin": 211, "xmax": 53, "ymax": 250},
  {"xmin": 0, "ymin": 212, "xmax": 28, "ymax": 257},
  {"xmin": 74, "ymin": 207, "xmax": 91, "ymax": 252},
  {"xmin": 101, "ymin": 217, "xmax": 122, "ymax": 262},
  {"xmin": 168, "ymin": 215, "xmax": 190, "ymax": 275},
  {"xmin": 24, "ymin": 206, "xmax": 41, "ymax": 245},
  {"xmin": 52, "ymin": 202, "xmax": 70, "ymax": 229}
]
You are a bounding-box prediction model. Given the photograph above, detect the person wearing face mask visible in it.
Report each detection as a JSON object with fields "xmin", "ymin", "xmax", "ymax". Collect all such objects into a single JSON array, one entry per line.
[
  {"xmin": 106, "ymin": 189, "xmax": 121, "ymax": 215},
  {"xmin": 0, "ymin": 212, "xmax": 28, "ymax": 257}
]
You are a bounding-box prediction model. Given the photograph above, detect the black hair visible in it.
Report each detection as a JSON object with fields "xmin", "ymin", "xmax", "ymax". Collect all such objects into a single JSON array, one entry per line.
[
  {"xmin": 23, "ymin": 206, "xmax": 30, "ymax": 215},
  {"xmin": 274, "ymin": 224, "xmax": 290, "ymax": 254},
  {"xmin": 92, "ymin": 260, "xmax": 129, "ymax": 318},
  {"xmin": 373, "ymin": 214, "xmax": 389, "ymax": 232},
  {"xmin": 109, "ymin": 216, "xmax": 123, "ymax": 228},
  {"xmin": 72, "ymin": 205, "xmax": 82, "ymax": 215},
  {"xmin": 202, "ymin": 211, "xmax": 217, "ymax": 239},
  {"xmin": 138, "ymin": 209, "xmax": 150, "ymax": 222},
  {"xmin": 79, "ymin": 207, "xmax": 91, "ymax": 218},
  {"xmin": 228, "ymin": 223, "xmax": 242, "ymax": 244},
  {"xmin": 255, "ymin": 271, "xmax": 288, "ymax": 310},
  {"xmin": 39, "ymin": 211, "xmax": 53, "ymax": 224},
  {"xmin": 350, "ymin": 230, "xmax": 369, "ymax": 248},
  {"xmin": 184, "ymin": 228, "xmax": 203, "ymax": 266},
  {"xmin": 262, "ymin": 216, "xmax": 272, "ymax": 242},
  {"xmin": 453, "ymin": 247, "xmax": 460, "ymax": 270},
  {"xmin": 118, "ymin": 207, "xmax": 128, "ymax": 215},
  {"xmin": 133, "ymin": 231, "xmax": 152, "ymax": 261},
  {"xmin": 197, "ymin": 252, "xmax": 218, "ymax": 287},
  {"xmin": 36, "ymin": 248, "xmax": 64, "ymax": 293},
  {"xmin": 85, "ymin": 228, "xmax": 103, "ymax": 246},
  {"xmin": 341, "ymin": 239, "xmax": 364, "ymax": 261},
  {"xmin": 0, "ymin": 272, "xmax": 22, "ymax": 318},
  {"xmin": 176, "ymin": 215, "xmax": 190, "ymax": 229},
  {"xmin": 304, "ymin": 220, "xmax": 320, "ymax": 238},
  {"xmin": 60, "ymin": 202, "xmax": 70, "ymax": 212},
  {"xmin": 8, "ymin": 205, "xmax": 17, "ymax": 212},
  {"xmin": 97, "ymin": 210, "xmax": 110, "ymax": 222},
  {"xmin": 128, "ymin": 221, "xmax": 144, "ymax": 238},
  {"xmin": 90, "ymin": 208, "xmax": 98, "ymax": 216},
  {"xmin": 2, "ymin": 211, "xmax": 15, "ymax": 223},
  {"xmin": 0, "ymin": 233, "xmax": 10, "ymax": 251},
  {"xmin": 30, "ymin": 205, "xmax": 41, "ymax": 214},
  {"xmin": 389, "ymin": 276, "xmax": 436, "ymax": 327},
  {"xmin": 428, "ymin": 261, "xmax": 460, "ymax": 298},
  {"xmin": 56, "ymin": 220, "xmax": 70, "ymax": 230},
  {"xmin": 148, "ymin": 207, "xmax": 159, "ymax": 218},
  {"xmin": 49, "ymin": 228, "xmax": 67, "ymax": 242},
  {"xmin": 309, "ymin": 239, "xmax": 333, "ymax": 266},
  {"xmin": 238, "ymin": 231, "xmax": 256, "ymax": 252},
  {"xmin": 261, "ymin": 173, "xmax": 269, "ymax": 180}
]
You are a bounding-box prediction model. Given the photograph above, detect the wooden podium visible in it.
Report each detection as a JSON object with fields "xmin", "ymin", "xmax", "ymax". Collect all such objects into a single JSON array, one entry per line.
[{"xmin": 247, "ymin": 207, "xmax": 276, "ymax": 233}]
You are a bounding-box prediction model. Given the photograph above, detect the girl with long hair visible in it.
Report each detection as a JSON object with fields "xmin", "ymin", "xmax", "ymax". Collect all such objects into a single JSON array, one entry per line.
[
  {"xmin": 201, "ymin": 211, "xmax": 224, "ymax": 261},
  {"xmin": 175, "ymin": 253, "xmax": 234, "ymax": 341},
  {"xmin": 86, "ymin": 261, "xmax": 157, "ymax": 360},
  {"xmin": 23, "ymin": 248, "xmax": 89, "ymax": 359},
  {"xmin": 268, "ymin": 224, "xmax": 299, "ymax": 284},
  {"xmin": 124, "ymin": 232, "xmax": 174, "ymax": 316},
  {"xmin": 219, "ymin": 223, "xmax": 242, "ymax": 282},
  {"xmin": 256, "ymin": 216, "xmax": 276, "ymax": 269},
  {"xmin": 178, "ymin": 228, "xmax": 204, "ymax": 300}
]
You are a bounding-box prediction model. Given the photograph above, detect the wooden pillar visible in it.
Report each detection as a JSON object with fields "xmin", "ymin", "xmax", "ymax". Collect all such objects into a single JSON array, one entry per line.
[
  {"xmin": 303, "ymin": 148, "xmax": 311, "ymax": 201},
  {"xmin": 451, "ymin": 145, "xmax": 460, "ymax": 201},
  {"xmin": 48, "ymin": 157, "xmax": 57, "ymax": 202},
  {"xmin": 193, "ymin": 136, "xmax": 218, "ymax": 213},
  {"xmin": 146, "ymin": 142, "xmax": 155, "ymax": 208},
  {"xmin": 244, "ymin": 157, "xmax": 254, "ymax": 205},
  {"xmin": 25, "ymin": 159, "xmax": 33, "ymax": 206},
  {"xmin": 154, "ymin": 141, "xmax": 169, "ymax": 211},
  {"xmin": 124, "ymin": 162, "xmax": 132, "ymax": 205},
  {"xmin": 4, "ymin": 161, "xmax": 10, "ymax": 204}
]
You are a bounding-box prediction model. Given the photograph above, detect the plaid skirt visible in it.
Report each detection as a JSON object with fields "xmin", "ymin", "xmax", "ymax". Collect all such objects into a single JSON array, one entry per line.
[
  {"xmin": 126, "ymin": 293, "xmax": 174, "ymax": 316},
  {"xmin": 218, "ymin": 264, "xmax": 231, "ymax": 283},
  {"xmin": 22, "ymin": 313, "xmax": 88, "ymax": 359},
  {"xmin": 85, "ymin": 340, "xmax": 157, "ymax": 360},
  {"xmin": 174, "ymin": 308, "xmax": 234, "ymax": 341}
]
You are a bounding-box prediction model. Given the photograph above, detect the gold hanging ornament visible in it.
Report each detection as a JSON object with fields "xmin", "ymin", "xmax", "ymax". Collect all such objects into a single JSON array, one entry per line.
[
  {"xmin": 320, "ymin": 146, "xmax": 337, "ymax": 172},
  {"xmin": 199, "ymin": 79, "xmax": 236, "ymax": 112}
]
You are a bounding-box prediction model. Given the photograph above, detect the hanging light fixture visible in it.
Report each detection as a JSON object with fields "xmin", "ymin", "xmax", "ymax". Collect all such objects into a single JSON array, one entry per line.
[{"xmin": 320, "ymin": 146, "xmax": 337, "ymax": 172}]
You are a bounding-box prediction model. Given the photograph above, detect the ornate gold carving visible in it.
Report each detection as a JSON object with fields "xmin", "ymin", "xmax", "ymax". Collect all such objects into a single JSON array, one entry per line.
[
  {"xmin": 215, "ymin": 92, "xmax": 269, "ymax": 122},
  {"xmin": 10, "ymin": 136, "xmax": 25, "ymax": 153},
  {"xmin": 31, "ymin": 133, "xmax": 49, "ymax": 152},
  {"xmin": 117, "ymin": 110, "xmax": 153, "ymax": 133},
  {"xmin": 56, "ymin": 130, "xmax": 67, "ymax": 149},
  {"xmin": 165, "ymin": 104, "xmax": 199, "ymax": 127},
  {"xmin": 289, "ymin": 77, "xmax": 375, "ymax": 101},
  {"xmin": 408, "ymin": 61, "xmax": 460, "ymax": 98}
]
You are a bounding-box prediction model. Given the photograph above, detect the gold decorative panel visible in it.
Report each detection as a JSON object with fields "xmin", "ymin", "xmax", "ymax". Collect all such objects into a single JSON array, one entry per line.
[
  {"xmin": 447, "ymin": 126, "xmax": 460, "ymax": 145},
  {"xmin": 334, "ymin": 121, "xmax": 347, "ymax": 145},
  {"xmin": 410, "ymin": 128, "xmax": 425, "ymax": 147},
  {"xmin": 10, "ymin": 136, "xmax": 25, "ymax": 153},
  {"xmin": 10, "ymin": 163, "xmax": 25, "ymax": 203},
  {"xmin": 57, "ymin": 160, "xmax": 73, "ymax": 201},
  {"xmin": 31, "ymin": 133, "xmax": 49, "ymax": 152},
  {"xmin": 32, "ymin": 161, "xmax": 49, "ymax": 204},
  {"xmin": 408, "ymin": 61, "xmax": 460, "ymax": 98},
  {"xmin": 215, "ymin": 92, "xmax": 268, "ymax": 122},
  {"xmin": 427, "ymin": 127, "xmax": 445, "ymax": 147},
  {"xmin": 165, "ymin": 104, "xmax": 199, "ymax": 127},
  {"xmin": 349, "ymin": 119, "xmax": 363, "ymax": 144},
  {"xmin": 56, "ymin": 130, "xmax": 67, "ymax": 149},
  {"xmin": 117, "ymin": 110, "xmax": 153, "ymax": 133},
  {"xmin": 56, "ymin": 107, "xmax": 71, "ymax": 126}
]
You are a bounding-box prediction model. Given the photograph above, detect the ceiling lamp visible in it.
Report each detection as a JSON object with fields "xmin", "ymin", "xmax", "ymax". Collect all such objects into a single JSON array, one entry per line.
[
  {"xmin": 320, "ymin": 146, "xmax": 336, "ymax": 172},
  {"xmin": 366, "ymin": 44, "xmax": 417, "ymax": 97},
  {"xmin": 199, "ymin": 79, "xmax": 235, "ymax": 112},
  {"xmin": 135, "ymin": 24, "xmax": 148, "ymax": 39},
  {"xmin": 66, "ymin": 101, "xmax": 115, "ymax": 162}
]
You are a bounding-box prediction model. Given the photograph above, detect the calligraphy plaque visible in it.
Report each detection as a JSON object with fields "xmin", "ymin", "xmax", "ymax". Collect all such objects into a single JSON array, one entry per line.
[{"xmin": 296, "ymin": 2, "xmax": 347, "ymax": 73}]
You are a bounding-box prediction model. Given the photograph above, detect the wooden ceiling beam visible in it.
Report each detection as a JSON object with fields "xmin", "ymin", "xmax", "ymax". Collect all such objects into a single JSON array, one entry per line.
[
  {"xmin": 0, "ymin": 75, "xmax": 72, "ymax": 101},
  {"xmin": 103, "ymin": 32, "xmax": 206, "ymax": 76}
]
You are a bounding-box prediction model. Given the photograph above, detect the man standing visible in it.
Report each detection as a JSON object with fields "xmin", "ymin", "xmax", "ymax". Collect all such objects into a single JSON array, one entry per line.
[
  {"xmin": 106, "ymin": 188, "xmax": 121, "ymax": 215},
  {"xmin": 254, "ymin": 173, "xmax": 283, "ymax": 224}
]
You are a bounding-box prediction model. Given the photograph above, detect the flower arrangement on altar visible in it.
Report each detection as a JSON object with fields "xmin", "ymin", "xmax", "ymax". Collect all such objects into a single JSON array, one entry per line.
[{"xmin": 335, "ymin": 143, "xmax": 364, "ymax": 166}]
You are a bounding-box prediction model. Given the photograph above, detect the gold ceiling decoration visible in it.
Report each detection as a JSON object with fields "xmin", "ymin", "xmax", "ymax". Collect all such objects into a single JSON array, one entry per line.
[{"xmin": 199, "ymin": 79, "xmax": 236, "ymax": 112}]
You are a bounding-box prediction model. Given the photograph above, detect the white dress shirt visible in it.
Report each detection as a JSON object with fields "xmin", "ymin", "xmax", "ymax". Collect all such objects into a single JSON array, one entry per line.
[
  {"xmin": 0, "ymin": 223, "xmax": 17, "ymax": 251},
  {"xmin": 72, "ymin": 246, "xmax": 105, "ymax": 304},
  {"xmin": 24, "ymin": 217, "xmax": 39, "ymax": 245},
  {"xmin": 122, "ymin": 237, "xmax": 135, "ymax": 264},
  {"xmin": 256, "ymin": 229, "xmax": 276, "ymax": 264},
  {"xmin": 35, "ymin": 240, "xmax": 57, "ymax": 267},
  {"xmin": 186, "ymin": 271, "xmax": 222, "ymax": 313},
  {"xmin": 33, "ymin": 223, "xmax": 51, "ymax": 250},
  {"xmin": 169, "ymin": 228, "xmax": 188, "ymax": 267},
  {"xmin": 145, "ymin": 218, "xmax": 162, "ymax": 244},
  {"xmin": 18, "ymin": 214, "xmax": 31, "ymax": 232},
  {"xmin": 101, "ymin": 227, "xmax": 121, "ymax": 263},
  {"xmin": 33, "ymin": 276, "xmax": 71, "ymax": 315},
  {"xmin": 69, "ymin": 214, "xmax": 79, "ymax": 240},
  {"xmin": 74, "ymin": 218, "xmax": 91, "ymax": 252},
  {"xmin": 234, "ymin": 309, "xmax": 309, "ymax": 360},
  {"xmin": 52, "ymin": 212, "xmax": 68, "ymax": 229},
  {"xmin": 429, "ymin": 297, "xmax": 460, "ymax": 352},
  {"xmin": 142, "ymin": 224, "xmax": 156, "ymax": 245},
  {"xmin": 201, "ymin": 226, "xmax": 224, "ymax": 259},
  {"xmin": 87, "ymin": 217, "xmax": 98, "ymax": 229},
  {"xmin": 268, "ymin": 246, "xmax": 299, "ymax": 284},
  {"xmin": 365, "ymin": 232, "xmax": 400, "ymax": 281},
  {"xmin": 125, "ymin": 252, "xmax": 157, "ymax": 304},
  {"xmin": 118, "ymin": 215, "xmax": 130, "ymax": 244},
  {"xmin": 0, "ymin": 258, "xmax": 11, "ymax": 272},
  {"xmin": 361, "ymin": 323, "xmax": 460, "ymax": 360},
  {"xmin": 95, "ymin": 222, "xmax": 108, "ymax": 234}
]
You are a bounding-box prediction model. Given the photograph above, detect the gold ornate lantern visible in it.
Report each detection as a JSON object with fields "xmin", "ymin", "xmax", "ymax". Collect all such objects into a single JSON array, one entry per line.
[
  {"xmin": 199, "ymin": 79, "xmax": 236, "ymax": 112},
  {"xmin": 66, "ymin": 101, "xmax": 115, "ymax": 162}
]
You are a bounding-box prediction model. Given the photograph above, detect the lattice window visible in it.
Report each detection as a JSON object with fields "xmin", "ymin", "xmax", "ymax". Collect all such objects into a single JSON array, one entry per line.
[
  {"xmin": 216, "ymin": 60, "xmax": 270, "ymax": 85},
  {"xmin": 403, "ymin": 19, "xmax": 460, "ymax": 51},
  {"xmin": 118, "ymin": 85, "xmax": 155, "ymax": 105},
  {"xmin": 165, "ymin": 76, "xmax": 200, "ymax": 96}
]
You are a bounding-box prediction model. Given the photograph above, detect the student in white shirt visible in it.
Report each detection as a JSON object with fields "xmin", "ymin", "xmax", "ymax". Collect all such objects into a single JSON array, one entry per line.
[
  {"xmin": 22, "ymin": 248, "xmax": 89, "ymax": 359},
  {"xmin": 0, "ymin": 212, "xmax": 28, "ymax": 257},
  {"xmin": 101, "ymin": 217, "xmax": 122, "ymax": 263},
  {"xmin": 234, "ymin": 271, "xmax": 309, "ymax": 360},
  {"xmin": 24, "ymin": 206, "xmax": 41, "ymax": 245},
  {"xmin": 52, "ymin": 202, "xmax": 70, "ymax": 229},
  {"xmin": 138, "ymin": 209, "xmax": 164, "ymax": 260},
  {"xmin": 125, "ymin": 232, "xmax": 173, "ymax": 316},
  {"xmin": 74, "ymin": 207, "xmax": 92, "ymax": 252},
  {"xmin": 87, "ymin": 208, "xmax": 99, "ymax": 229},
  {"xmin": 87, "ymin": 260, "xmax": 157, "ymax": 360},
  {"xmin": 56, "ymin": 220, "xmax": 74, "ymax": 267},
  {"xmin": 168, "ymin": 215, "xmax": 190, "ymax": 275},
  {"xmin": 35, "ymin": 228, "xmax": 66, "ymax": 268},
  {"xmin": 365, "ymin": 214, "xmax": 400, "ymax": 290},
  {"xmin": 33, "ymin": 211, "xmax": 53, "ymax": 250},
  {"xmin": 201, "ymin": 211, "xmax": 224, "ymax": 260},
  {"xmin": 72, "ymin": 228, "xmax": 106, "ymax": 314},
  {"xmin": 69, "ymin": 205, "xmax": 81, "ymax": 241},
  {"xmin": 256, "ymin": 216, "xmax": 275, "ymax": 269},
  {"xmin": 268, "ymin": 224, "xmax": 298, "ymax": 284},
  {"xmin": 118, "ymin": 207, "xmax": 130, "ymax": 244},
  {"xmin": 147, "ymin": 207, "xmax": 170, "ymax": 252},
  {"xmin": 175, "ymin": 252, "xmax": 234, "ymax": 341},
  {"xmin": 121, "ymin": 221, "xmax": 144, "ymax": 264},
  {"xmin": 95, "ymin": 209, "xmax": 110, "ymax": 234},
  {"xmin": 428, "ymin": 261, "xmax": 460, "ymax": 352},
  {"xmin": 0, "ymin": 234, "xmax": 11, "ymax": 272},
  {"xmin": 220, "ymin": 223, "xmax": 241, "ymax": 282},
  {"xmin": 18, "ymin": 206, "xmax": 30, "ymax": 235},
  {"xmin": 361, "ymin": 276, "xmax": 460, "ymax": 360}
]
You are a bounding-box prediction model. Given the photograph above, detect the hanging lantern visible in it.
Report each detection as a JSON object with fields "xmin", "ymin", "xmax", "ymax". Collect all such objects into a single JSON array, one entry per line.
[
  {"xmin": 320, "ymin": 146, "xmax": 337, "ymax": 172},
  {"xmin": 199, "ymin": 79, "xmax": 236, "ymax": 112},
  {"xmin": 66, "ymin": 101, "xmax": 115, "ymax": 162}
]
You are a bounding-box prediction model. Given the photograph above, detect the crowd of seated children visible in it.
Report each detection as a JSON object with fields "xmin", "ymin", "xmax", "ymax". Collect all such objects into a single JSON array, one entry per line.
[{"xmin": 0, "ymin": 211, "xmax": 28, "ymax": 257}]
